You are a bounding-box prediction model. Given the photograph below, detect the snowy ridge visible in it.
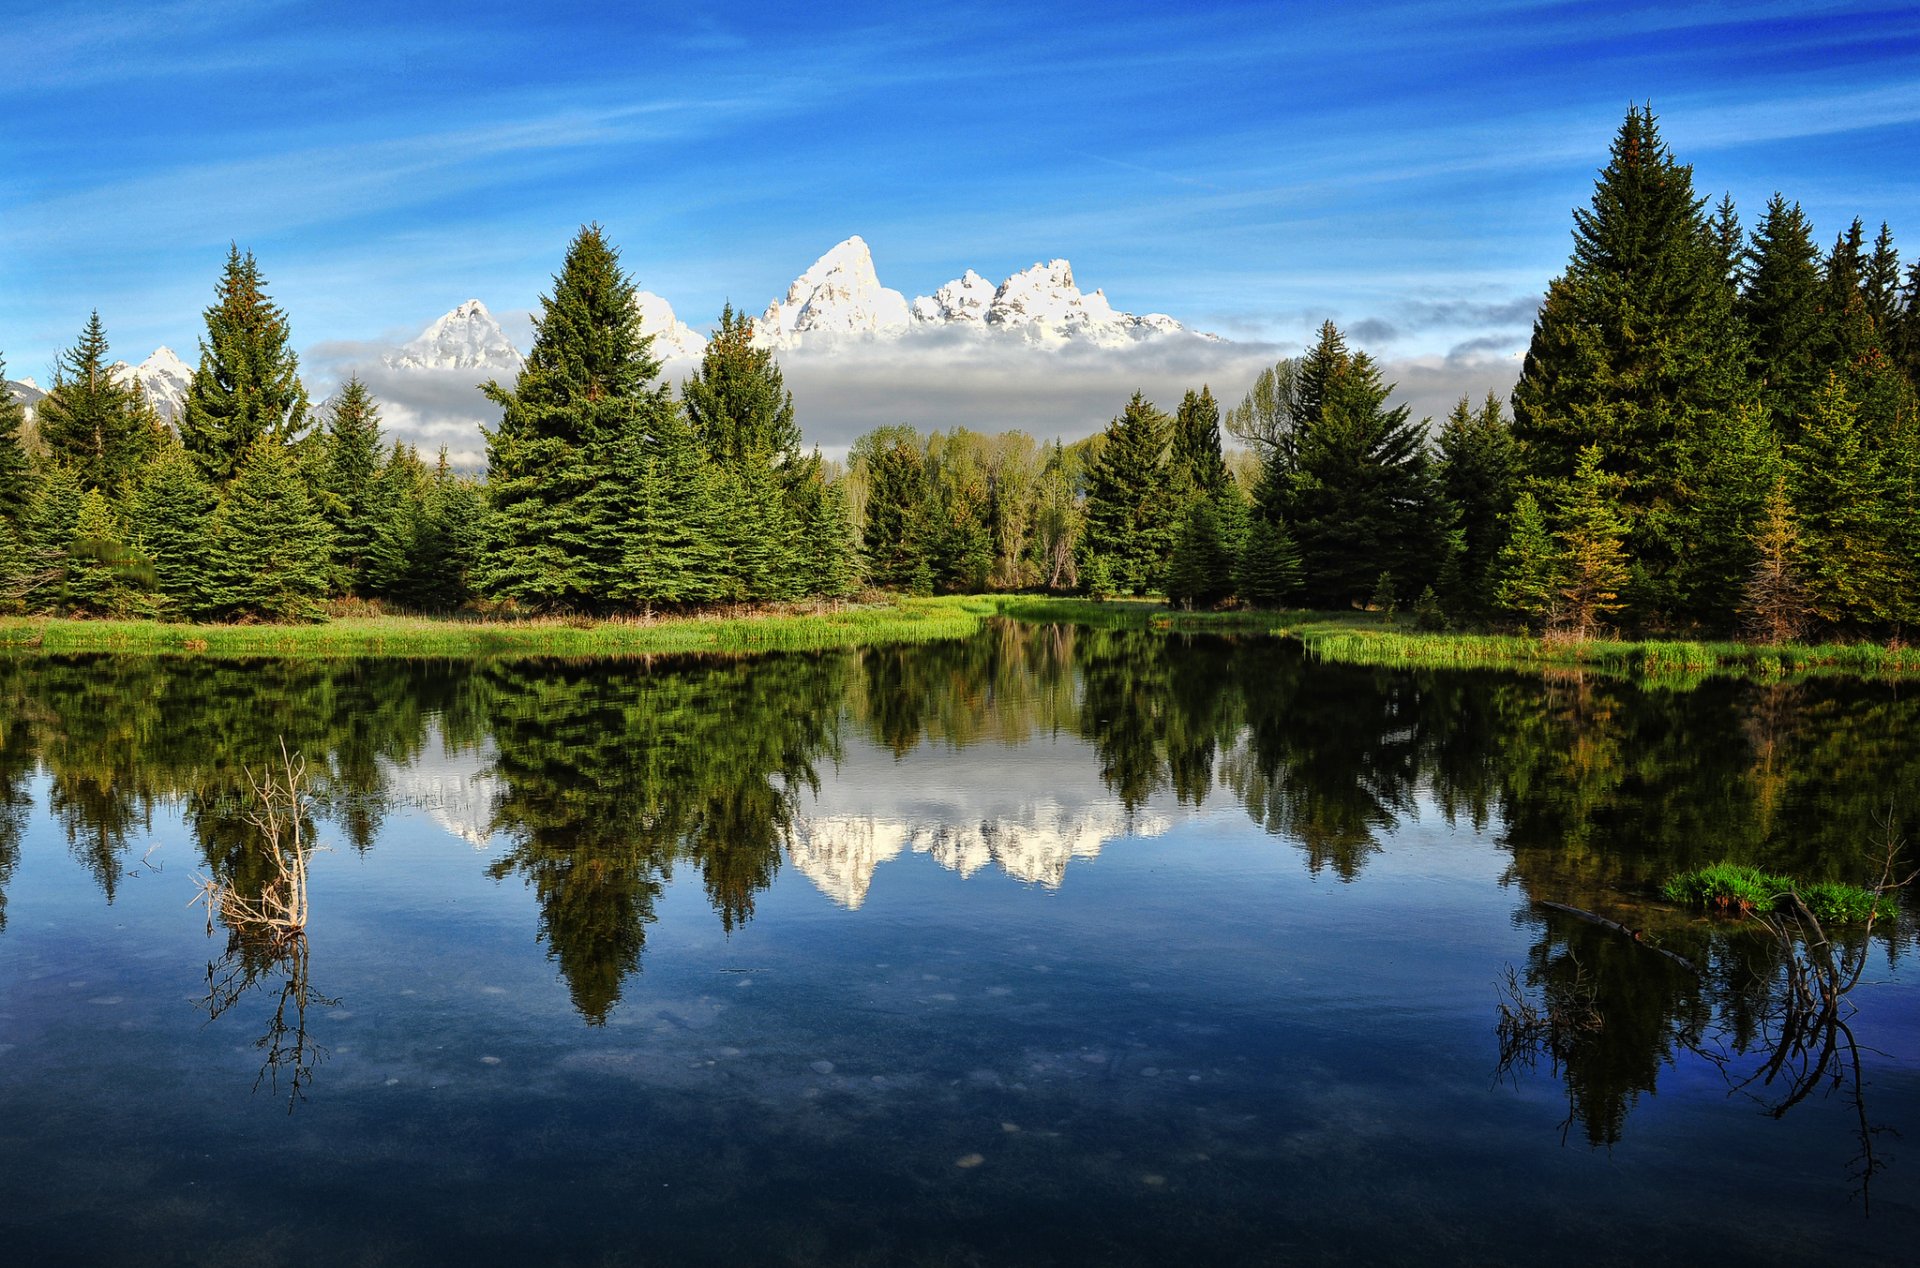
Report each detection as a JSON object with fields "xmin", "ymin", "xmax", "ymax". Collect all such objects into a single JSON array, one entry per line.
[
  {"xmin": 385, "ymin": 299, "xmax": 525, "ymax": 373},
  {"xmin": 634, "ymin": 290, "xmax": 706, "ymax": 362},
  {"xmin": 754, "ymin": 236, "xmax": 1209, "ymax": 349},
  {"xmin": 784, "ymin": 802, "xmax": 1172, "ymax": 909},
  {"xmin": 758, "ymin": 235, "xmax": 912, "ymax": 344},
  {"xmin": 110, "ymin": 346, "xmax": 193, "ymax": 421}
]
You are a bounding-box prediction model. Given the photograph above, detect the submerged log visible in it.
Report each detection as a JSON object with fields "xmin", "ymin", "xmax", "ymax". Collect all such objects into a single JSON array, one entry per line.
[{"xmin": 1538, "ymin": 901, "xmax": 1700, "ymax": 974}]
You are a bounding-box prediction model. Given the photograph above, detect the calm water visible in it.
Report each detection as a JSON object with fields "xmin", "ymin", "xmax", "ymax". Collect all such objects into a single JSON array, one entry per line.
[{"xmin": 0, "ymin": 624, "xmax": 1914, "ymax": 1265}]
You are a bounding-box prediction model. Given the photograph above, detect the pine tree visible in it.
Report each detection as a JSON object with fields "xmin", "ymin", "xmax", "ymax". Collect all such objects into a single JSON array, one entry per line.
[
  {"xmin": 1267, "ymin": 323, "xmax": 1435, "ymax": 608},
  {"xmin": 860, "ymin": 434, "xmax": 930, "ymax": 589},
  {"xmin": 1166, "ymin": 495, "xmax": 1235, "ymax": 609},
  {"xmin": 35, "ymin": 312, "xmax": 163, "ymax": 492},
  {"xmin": 682, "ymin": 305, "xmax": 801, "ymax": 474},
  {"xmin": 178, "ymin": 247, "xmax": 311, "ymax": 485},
  {"xmin": 1556, "ymin": 445, "xmax": 1631, "ymax": 639},
  {"xmin": 1740, "ymin": 195, "xmax": 1826, "ymax": 434},
  {"xmin": 1081, "ymin": 392, "xmax": 1175, "ymax": 595},
  {"xmin": 1511, "ymin": 107, "xmax": 1748, "ymax": 619},
  {"xmin": 609, "ymin": 409, "xmax": 720, "ymax": 615},
  {"xmin": 203, "ymin": 438, "xmax": 336, "ymax": 622},
  {"xmin": 1741, "ymin": 476, "xmax": 1810, "ymax": 644},
  {"xmin": 1821, "ymin": 218, "xmax": 1878, "ymax": 372},
  {"xmin": 129, "ymin": 448, "xmax": 219, "ymax": 618},
  {"xmin": 1234, "ymin": 514, "xmax": 1303, "ymax": 608},
  {"xmin": 319, "ymin": 378, "xmax": 385, "ymax": 588},
  {"xmin": 1863, "ymin": 222, "xmax": 1902, "ymax": 335},
  {"xmin": 1670, "ymin": 400, "xmax": 1781, "ymax": 627},
  {"xmin": 793, "ymin": 469, "xmax": 856, "ymax": 601},
  {"xmin": 1169, "ymin": 386, "xmax": 1229, "ymax": 498},
  {"xmin": 480, "ymin": 225, "xmax": 673, "ymax": 611},
  {"xmin": 62, "ymin": 489, "xmax": 153, "ymax": 618},
  {"xmin": 1494, "ymin": 491, "xmax": 1562, "ymax": 628},
  {"xmin": 0, "ymin": 353, "xmax": 33, "ymax": 531},
  {"xmin": 1434, "ymin": 392, "xmax": 1519, "ymax": 620},
  {"xmin": 1786, "ymin": 374, "xmax": 1896, "ymax": 630}
]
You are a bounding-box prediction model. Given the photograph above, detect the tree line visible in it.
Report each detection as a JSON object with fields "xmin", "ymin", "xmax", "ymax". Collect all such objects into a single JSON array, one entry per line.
[{"xmin": 3, "ymin": 107, "xmax": 1918, "ymax": 636}]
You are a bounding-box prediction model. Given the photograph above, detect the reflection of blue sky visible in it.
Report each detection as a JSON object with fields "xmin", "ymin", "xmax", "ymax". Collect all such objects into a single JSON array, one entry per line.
[{"xmin": 6, "ymin": 1, "xmax": 1917, "ymax": 444}]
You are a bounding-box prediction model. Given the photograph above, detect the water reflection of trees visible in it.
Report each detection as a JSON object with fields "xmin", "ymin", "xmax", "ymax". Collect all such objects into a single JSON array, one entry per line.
[{"xmin": 0, "ymin": 632, "xmax": 1915, "ymax": 1050}]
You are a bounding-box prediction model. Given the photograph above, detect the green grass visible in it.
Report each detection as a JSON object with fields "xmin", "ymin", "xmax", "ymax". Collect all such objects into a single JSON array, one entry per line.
[
  {"xmin": 0, "ymin": 596, "xmax": 1000, "ymax": 659},
  {"xmin": 1661, "ymin": 862, "xmax": 1899, "ymax": 925},
  {"xmin": 994, "ymin": 597, "xmax": 1920, "ymax": 682}
]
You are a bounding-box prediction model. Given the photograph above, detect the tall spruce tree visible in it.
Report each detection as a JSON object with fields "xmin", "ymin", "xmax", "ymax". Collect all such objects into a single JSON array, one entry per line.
[
  {"xmin": 0, "ymin": 354, "xmax": 32, "ymax": 530},
  {"xmin": 1434, "ymin": 392, "xmax": 1519, "ymax": 620},
  {"xmin": 178, "ymin": 247, "xmax": 311, "ymax": 485},
  {"xmin": 480, "ymin": 225, "xmax": 673, "ymax": 611},
  {"xmin": 682, "ymin": 305, "xmax": 801, "ymax": 474},
  {"xmin": 35, "ymin": 313, "xmax": 162, "ymax": 492},
  {"xmin": 203, "ymin": 438, "xmax": 336, "ymax": 622},
  {"xmin": 129, "ymin": 448, "xmax": 219, "ymax": 619},
  {"xmin": 609, "ymin": 408, "xmax": 721, "ymax": 615},
  {"xmin": 1556, "ymin": 445, "xmax": 1631, "ymax": 639},
  {"xmin": 1081, "ymin": 392, "xmax": 1175, "ymax": 595},
  {"xmin": 1264, "ymin": 323, "xmax": 1435, "ymax": 608},
  {"xmin": 860, "ymin": 434, "xmax": 930, "ymax": 589},
  {"xmin": 1511, "ymin": 107, "xmax": 1748, "ymax": 620},
  {"xmin": 1170, "ymin": 386, "xmax": 1229, "ymax": 498},
  {"xmin": 1740, "ymin": 195, "xmax": 1827, "ymax": 433},
  {"xmin": 1786, "ymin": 374, "xmax": 1898, "ymax": 630},
  {"xmin": 320, "ymin": 378, "xmax": 386, "ymax": 588}
]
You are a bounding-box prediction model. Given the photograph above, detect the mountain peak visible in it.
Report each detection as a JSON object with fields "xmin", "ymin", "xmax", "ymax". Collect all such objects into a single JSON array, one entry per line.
[
  {"xmin": 386, "ymin": 300, "xmax": 525, "ymax": 372},
  {"xmin": 760, "ymin": 235, "xmax": 911, "ymax": 343}
]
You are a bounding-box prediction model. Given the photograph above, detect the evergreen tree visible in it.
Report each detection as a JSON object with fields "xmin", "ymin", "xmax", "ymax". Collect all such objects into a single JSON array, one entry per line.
[
  {"xmin": 35, "ymin": 312, "xmax": 163, "ymax": 492},
  {"xmin": 1025, "ymin": 440, "xmax": 1082, "ymax": 592},
  {"xmin": 1670, "ymin": 400, "xmax": 1780, "ymax": 627},
  {"xmin": 178, "ymin": 247, "xmax": 311, "ymax": 485},
  {"xmin": 0, "ymin": 353, "xmax": 33, "ymax": 531},
  {"xmin": 1741, "ymin": 476, "xmax": 1810, "ymax": 644},
  {"xmin": 1267, "ymin": 323, "xmax": 1435, "ymax": 608},
  {"xmin": 319, "ymin": 378, "xmax": 386, "ymax": 588},
  {"xmin": 1494, "ymin": 491, "xmax": 1562, "ymax": 628},
  {"xmin": 1169, "ymin": 386, "xmax": 1229, "ymax": 498},
  {"xmin": 1863, "ymin": 222, "xmax": 1902, "ymax": 335},
  {"xmin": 1821, "ymin": 218, "xmax": 1878, "ymax": 372},
  {"xmin": 609, "ymin": 409, "xmax": 721, "ymax": 615},
  {"xmin": 1081, "ymin": 392, "xmax": 1175, "ymax": 594},
  {"xmin": 1511, "ymin": 107, "xmax": 1748, "ymax": 619},
  {"xmin": 1234, "ymin": 514, "xmax": 1303, "ymax": 608},
  {"xmin": 1556, "ymin": 445, "xmax": 1631, "ymax": 639},
  {"xmin": 480, "ymin": 225, "xmax": 673, "ymax": 611},
  {"xmin": 1165, "ymin": 495, "xmax": 1235, "ymax": 609},
  {"xmin": 1434, "ymin": 392, "xmax": 1519, "ymax": 620},
  {"xmin": 682, "ymin": 305, "xmax": 801, "ymax": 474},
  {"xmin": 1740, "ymin": 195, "xmax": 1826, "ymax": 433},
  {"xmin": 1786, "ymin": 374, "xmax": 1897, "ymax": 629},
  {"xmin": 203, "ymin": 438, "xmax": 336, "ymax": 622},
  {"xmin": 860, "ymin": 434, "xmax": 930, "ymax": 589},
  {"xmin": 129, "ymin": 448, "xmax": 219, "ymax": 618},
  {"xmin": 61, "ymin": 489, "xmax": 153, "ymax": 618},
  {"xmin": 793, "ymin": 470, "xmax": 856, "ymax": 601}
]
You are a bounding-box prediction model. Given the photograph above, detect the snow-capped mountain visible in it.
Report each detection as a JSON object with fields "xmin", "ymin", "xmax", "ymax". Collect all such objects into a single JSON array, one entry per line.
[
  {"xmin": 784, "ymin": 803, "xmax": 1172, "ymax": 909},
  {"xmin": 110, "ymin": 346, "xmax": 193, "ymax": 421},
  {"xmin": 759, "ymin": 235, "xmax": 912, "ymax": 344},
  {"xmin": 384, "ymin": 294, "xmax": 705, "ymax": 376},
  {"xmin": 755, "ymin": 237, "xmax": 1207, "ymax": 349},
  {"xmin": 633, "ymin": 290, "xmax": 706, "ymax": 362},
  {"xmin": 4, "ymin": 377, "xmax": 43, "ymax": 416},
  {"xmin": 385, "ymin": 299, "xmax": 525, "ymax": 373}
]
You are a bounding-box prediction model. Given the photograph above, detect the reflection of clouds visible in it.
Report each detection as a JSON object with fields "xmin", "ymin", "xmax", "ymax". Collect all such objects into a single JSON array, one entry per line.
[
  {"xmin": 376, "ymin": 735, "xmax": 501, "ymax": 849},
  {"xmin": 788, "ymin": 735, "xmax": 1179, "ymax": 907},
  {"xmin": 785, "ymin": 803, "xmax": 1172, "ymax": 909}
]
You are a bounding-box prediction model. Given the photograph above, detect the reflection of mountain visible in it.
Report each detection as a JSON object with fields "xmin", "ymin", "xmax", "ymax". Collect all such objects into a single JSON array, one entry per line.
[
  {"xmin": 377, "ymin": 737, "xmax": 501, "ymax": 848},
  {"xmin": 785, "ymin": 802, "xmax": 1171, "ymax": 908}
]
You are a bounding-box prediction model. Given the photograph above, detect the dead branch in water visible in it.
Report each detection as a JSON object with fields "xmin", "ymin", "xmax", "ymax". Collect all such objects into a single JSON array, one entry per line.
[
  {"xmin": 1536, "ymin": 901, "xmax": 1700, "ymax": 973},
  {"xmin": 190, "ymin": 740, "xmax": 323, "ymax": 945}
]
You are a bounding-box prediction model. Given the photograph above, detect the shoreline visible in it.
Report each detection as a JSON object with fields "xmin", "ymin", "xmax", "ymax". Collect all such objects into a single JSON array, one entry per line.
[{"xmin": 3, "ymin": 595, "xmax": 1916, "ymax": 679}]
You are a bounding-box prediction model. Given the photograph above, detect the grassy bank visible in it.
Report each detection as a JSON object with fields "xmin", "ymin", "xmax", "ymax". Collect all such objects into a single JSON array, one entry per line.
[
  {"xmin": 4, "ymin": 594, "xmax": 1916, "ymax": 679},
  {"xmin": 0, "ymin": 597, "xmax": 1000, "ymax": 659},
  {"xmin": 996, "ymin": 597, "xmax": 1920, "ymax": 681}
]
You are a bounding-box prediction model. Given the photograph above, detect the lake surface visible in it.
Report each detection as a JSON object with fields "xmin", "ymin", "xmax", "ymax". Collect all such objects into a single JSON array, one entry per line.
[{"xmin": 0, "ymin": 623, "xmax": 1914, "ymax": 1265}]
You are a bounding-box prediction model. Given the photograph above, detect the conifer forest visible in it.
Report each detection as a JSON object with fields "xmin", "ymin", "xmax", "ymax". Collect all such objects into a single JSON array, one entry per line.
[{"xmin": 5, "ymin": 108, "xmax": 1919, "ymax": 643}]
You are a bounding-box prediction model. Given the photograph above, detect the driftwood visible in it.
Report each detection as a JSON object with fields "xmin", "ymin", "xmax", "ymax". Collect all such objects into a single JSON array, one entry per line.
[{"xmin": 1537, "ymin": 901, "xmax": 1700, "ymax": 974}]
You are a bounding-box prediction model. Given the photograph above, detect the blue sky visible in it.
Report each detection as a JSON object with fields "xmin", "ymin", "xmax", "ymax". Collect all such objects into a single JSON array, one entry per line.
[{"xmin": 5, "ymin": 0, "xmax": 1920, "ymax": 443}]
